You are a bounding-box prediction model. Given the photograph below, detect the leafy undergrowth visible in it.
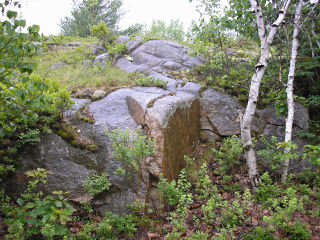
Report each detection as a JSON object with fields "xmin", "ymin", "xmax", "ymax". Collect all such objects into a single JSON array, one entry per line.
[{"xmin": 2, "ymin": 138, "xmax": 319, "ymax": 240}]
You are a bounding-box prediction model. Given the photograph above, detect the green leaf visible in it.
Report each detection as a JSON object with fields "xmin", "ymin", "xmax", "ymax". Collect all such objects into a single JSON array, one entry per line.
[
  {"xmin": 55, "ymin": 201, "xmax": 63, "ymax": 208},
  {"xmin": 0, "ymin": 129, "xmax": 5, "ymax": 138},
  {"xmin": 16, "ymin": 198, "xmax": 23, "ymax": 206},
  {"xmin": 6, "ymin": 10, "xmax": 17, "ymax": 19},
  {"xmin": 22, "ymin": 77, "xmax": 29, "ymax": 84}
]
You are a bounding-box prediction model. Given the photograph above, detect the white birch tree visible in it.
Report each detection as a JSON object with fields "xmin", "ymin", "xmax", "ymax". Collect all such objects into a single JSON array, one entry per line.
[
  {"xmin": 281, "ymin": 0, "xmax": 304, "ymax": 183},
  {"xmin": 281, "ymin": 0, "xmax": 319, "ymax": 182},
  {"xmin": 240, "ymin": 0, "xmax": 291, "ymax": 187}
]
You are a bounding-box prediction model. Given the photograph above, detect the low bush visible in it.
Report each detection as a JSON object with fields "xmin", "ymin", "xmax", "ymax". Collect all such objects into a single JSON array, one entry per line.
[{"xmin": 1, "ymin": 168, "xmax": 75, "ymax": 239}]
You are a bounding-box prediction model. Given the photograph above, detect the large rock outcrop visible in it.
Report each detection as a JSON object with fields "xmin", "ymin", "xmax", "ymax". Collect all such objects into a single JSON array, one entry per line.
[
  {"xmin": 127, "ymin": 88, "xmax": 200, "ymax": 180},
  {"xmin": 200, "ymin": 89, "xmax": 311, "ymax": 172},
  {"xmin": 116, "ymin": 40, "xmax": 205, "ymax": 73},
  {"xmin": 7, "ymin": 86, "xmax": 200, "ymax": 214}
]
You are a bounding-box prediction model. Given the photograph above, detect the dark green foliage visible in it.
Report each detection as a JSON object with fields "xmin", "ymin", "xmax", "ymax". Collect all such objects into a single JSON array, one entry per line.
[
  {"xmin": 119, "ymin": 23, "xmax": 144, "ymax": 36},
  {"xmin": 244, "ymin": 226, "xmax": 273, "ymax": 240},
  {"xmin": 1, "ymin": 168, "xmax": 75, "ymax": 239},
  {"xmin": 256, "ymin": 172, "xmax": 281, "ymax": 204},
  {"xmin": 258, "ymin": 135, "xmax": 298, "ymax": 171},
  {"xmin": 90, "ymin": 22, "xmax": 127, "ymax": 58},
  {"xmin": 144, "ymin": 19, "xmax": 185, "ymax": 42},
  {"xmin": 282, "ymin": 221, "xmax": 312, "ymax": 240},
  {"xmin": 134, "ymin": 75, "xmax": 168, "ymax": 89},
  {"xmin": 83, "ymin": 173, "xmax": 111, "ymax": 196},
  {"xmin": 298, "ymin": 144, "xmax": 320, "ymax": 187},
  {"xmin": 0, "ymin": 2, "xmax": 73, "ymax": 179},
  {"xmin": 75, "ymin": 212, "xmax": 139, "ymax": 239},
  {"xmin": 158, "ymin": 169, "xmax": 191, "ymax": 206},
  {"xmin": 212, "ymin": 135, "xmax": 244, "ymax": 175},
  {"xmin": 59, "ymin": 0, "xmax": 124, "ymax": 37}
]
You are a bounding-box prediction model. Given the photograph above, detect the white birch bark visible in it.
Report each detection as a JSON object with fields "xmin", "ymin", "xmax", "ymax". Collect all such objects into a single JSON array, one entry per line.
[
  {"xmin": 281, "ymin": 0, "xmax": 303, "ymax": 183},
  {"xmin": 241, "ymin": 0, "xmax": 291, "ymax": 187}
]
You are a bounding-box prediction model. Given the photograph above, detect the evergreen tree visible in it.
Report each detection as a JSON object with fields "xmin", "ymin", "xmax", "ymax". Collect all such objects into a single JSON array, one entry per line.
[{"xmin": 59, "ymin": 0, "xmax": 123, "ymax": 37}]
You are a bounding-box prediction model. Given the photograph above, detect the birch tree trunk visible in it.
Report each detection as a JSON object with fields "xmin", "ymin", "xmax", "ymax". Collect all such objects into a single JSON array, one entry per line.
[
  {"xmin": 241, "ymin": 0, "xmax": 291, "ymax": 187},
  {"xmin": 281, "ymin": 0, "xmax": 304, "ymax": 183}
]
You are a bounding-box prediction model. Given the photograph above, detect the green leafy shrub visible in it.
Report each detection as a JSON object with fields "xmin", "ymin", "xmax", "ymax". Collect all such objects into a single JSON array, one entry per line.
[
  {"xmin": 188, "ymin": 39, "xmax": 255, "ymax": 104},
  {"xmin": 0, "ymin": 3, "xmax": 73, "ymax": 179},
  {"xmin": 134, "ymin": 75, "xmax": 168, "ymax": 89},
  {"xmin": 195, "ymin": 163, "xmax": 212, "ymax": 199},
  {"xmin": 186, "ymin": 230, "xmax": 209, "ymax": 240},
  {"xmin": 244, "ymin": 226, "xmax": 273, "ymax": 240},
  {"xmin": 274, "ymin": 88, "xmax": 288, "ymax": 116},
  {"xmin": 282, "ymin": 221, "xmax": 311, "ymax": 240},
  {"xmin": 258, "ymin": 135, "xmax": 298, "ymax": 171},
  {"xmin": 75, "ymin": 212, "xmax": 138, "ymax": 239},
  {"xmin": 143, "ymin": 19, "xmax": 185, "ymax": 42},
  {"xmin": 91, "ymin": 22, "xmax": 115, "ymax": 46},
  {"xmin": 106, "ymin": 127, "xmax": 155, "ymax": 178},
  {"xmin": 2, "ymin": 168, "xmax": 75, "ymax": 239},
  {"xmin": 158, "ymin": 175, "xmax": 183, "ymax": 206},
  {"xmin": 256, "ymin": 172, "xmax": 281, "ymax": 205},
  {"xmin": 83, "ymin": 172, "xmax": 111, "ymax": 196},
  {"xmin": 91, "ymin": 22, "xmax": 127, "ymax": 58},
  {"xmin": 212, "ymin": 135, "xmax": 244, "ymax": 175},
  {"xmin": 107, "ymin": 42, "xmax": 127, "ymax": 57},
  {"xmin": 158, "ymin": 169, "xmax": 191, "ymax": 207},
  {"xmin": 106, "ymin": 127, "xmax": 155, "ymax": 213}
]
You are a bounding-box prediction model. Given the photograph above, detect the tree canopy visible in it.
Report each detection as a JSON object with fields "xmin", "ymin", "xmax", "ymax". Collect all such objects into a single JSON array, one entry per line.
[
  {"xmin": 59, "ymin": 0, "xmax": 124, "ymax": 37},
  {"xmin": 144, "ymin": 19, "xmax": 185, "ymax": 42}
]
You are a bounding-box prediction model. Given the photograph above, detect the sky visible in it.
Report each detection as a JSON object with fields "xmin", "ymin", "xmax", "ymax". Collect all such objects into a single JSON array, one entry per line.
[{"xmin": 18, "ymin": 0, "xmax": 200, "ymax": 35}]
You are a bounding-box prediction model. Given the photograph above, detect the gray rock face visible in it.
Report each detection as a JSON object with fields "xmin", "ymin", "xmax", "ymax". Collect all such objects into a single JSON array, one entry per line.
[
  {"xmin": 201, "ymin": 89, "xmax": 241, "ymax": 136},
  {"xmin": 83, "ymin": 60, "xmax": 92, "ymax": 66},
  {"xmin": 92, "ymin": 90, "xmax": 106, "ymax": 100},
  {"xmin": 65, "ymin": 42, "xmax": 82, "ymax": 47},
  {"xmin": 126, "ymin": 36, "xmax": 143, "ymax": 53},
  {"xmin": 75, "ymin": 88, "xmax": 95, "ymax": 99},
  {"xmin": 257, "ymin": 102, "xmax": 309, "ymax": 130},
  {"xmin": 149, "ymin": 72, "xmax": 181, "ymax": 92},
  {"xmin": 127, "ymin": 90, "xmax": 200, "ymax": 181},
  {"xmin": 9, "ymin": 86, "xmax": 201, "ymax": 215},
  {"xmin": 116, "ymin": 35, "xmax": 130, "ymax": 44},
  {"xmin": 50, "ymin": 62, "xmax": 68, "ymax": 69},
  {"xmin": 200, "ymin": 88, "xmax": 310, "ymax": 173},
  {"xmin": 181, "ymin": 82, "xmax": 202, "ymax": 96},
  {"xmin": 65, "ymin": 98, "xmax": 91, "ymax": 118},
  {"xmin": 116, "ymin": 40, "xmax": 204, "ymax": 73},
  {"xmin": 94, "ymin": 53, "xmax": 110, "ymax": 66},
  {"xmin": 91, "ymin": 44, "xmax": 106, "ymax": 56}
]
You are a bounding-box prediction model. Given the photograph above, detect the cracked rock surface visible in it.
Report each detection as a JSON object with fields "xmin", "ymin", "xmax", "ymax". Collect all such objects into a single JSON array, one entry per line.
[
  {"xmin": 7, "ymin": 85, "xmax": 201, "ymax": 215},
  {"xmin": 116, "ymin": 40, "xmax": 205, "ymax": 73}
]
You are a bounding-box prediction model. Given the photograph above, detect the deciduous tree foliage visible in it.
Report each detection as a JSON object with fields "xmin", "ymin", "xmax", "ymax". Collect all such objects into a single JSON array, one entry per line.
[
  {"xmin": 189, "ymin": 0, "xmax": 319, "ymax": 186},
  {"xmin": 0, "ymin": 0, "xmax": 73, "ymax": 178},
  {"xmin": 59, "ymin": 0, "xmax": 124, "ymax": 37},
  {"xmin": 145, "ymin": 19, "xmax": 185, "ymax": 42}
]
